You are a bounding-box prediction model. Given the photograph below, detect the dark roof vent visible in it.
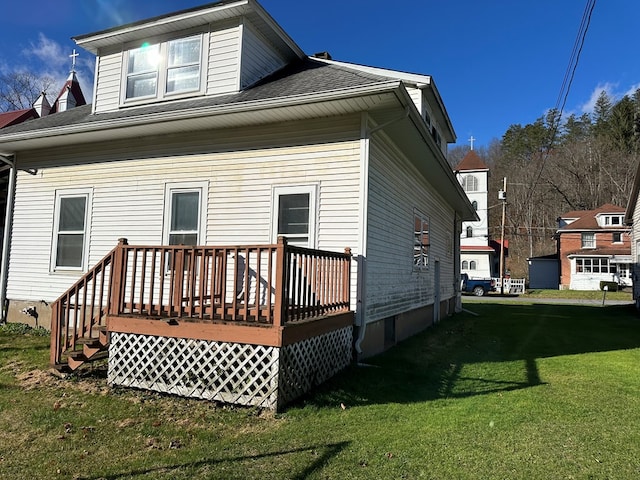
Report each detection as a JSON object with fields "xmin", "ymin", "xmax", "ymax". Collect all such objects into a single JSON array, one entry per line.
[{"xmin": 313, "ymin": 51, "xmax": 332, "ymax": 60}]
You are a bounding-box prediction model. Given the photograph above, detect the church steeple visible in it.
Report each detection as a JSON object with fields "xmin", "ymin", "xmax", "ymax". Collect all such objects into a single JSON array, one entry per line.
[{"xmin": 49, "ymin": 50, "xmax": 87, "ymax": 114}]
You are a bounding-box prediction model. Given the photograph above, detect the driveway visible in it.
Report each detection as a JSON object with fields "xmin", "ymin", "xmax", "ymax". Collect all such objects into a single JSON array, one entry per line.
[{"xmin": 462, "ymin": 294, "xmax": 634, "ymax": 307}]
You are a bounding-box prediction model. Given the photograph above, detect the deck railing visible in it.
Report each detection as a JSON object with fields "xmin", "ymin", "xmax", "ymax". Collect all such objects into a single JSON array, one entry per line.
[{"xmin": 51, "ymin": 237, "xmax": 352, "ymax": 367}]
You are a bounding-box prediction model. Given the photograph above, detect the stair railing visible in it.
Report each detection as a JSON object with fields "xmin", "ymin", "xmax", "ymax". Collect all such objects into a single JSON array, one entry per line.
[{"xmin": 49, "ymin": 239, "xmax": 126, "ymax": 367}]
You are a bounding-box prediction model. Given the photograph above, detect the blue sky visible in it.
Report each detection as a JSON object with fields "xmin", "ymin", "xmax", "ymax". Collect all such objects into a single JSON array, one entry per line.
[{"xmin": 0, "ymin": 0, "xmax": 636, "ymax": 150}]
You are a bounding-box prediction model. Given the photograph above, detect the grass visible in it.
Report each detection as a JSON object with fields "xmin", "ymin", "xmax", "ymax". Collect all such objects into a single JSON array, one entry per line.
[
  {"xmin": 523, "ymin": 288, "xmax": 632, "ymax": 301},
  {"xmin": 1, "ymin": 302, "xmax": 639, "ymax": 479}
]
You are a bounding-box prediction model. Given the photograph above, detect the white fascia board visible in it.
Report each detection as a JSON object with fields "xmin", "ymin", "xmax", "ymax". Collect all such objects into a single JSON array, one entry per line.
[
  {"xmin": 312, "ymin": 57, "xmax": 456, "ymax": 142},
  {"xmin": 391, "ymin": 85, "xmax": 476, "ymax": 221},
  {"xmin": 311, "ymin": 57, "xmax": 432, "ymax": 85},
  {"xmin": 74, "ymin": 1, "xmax": 252, "ymax": 53}
]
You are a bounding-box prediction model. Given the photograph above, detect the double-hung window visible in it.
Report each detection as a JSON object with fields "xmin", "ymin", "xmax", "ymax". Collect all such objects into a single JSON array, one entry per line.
[
  {"xmin": 163, "ymin": 182, "xmax": 207, "ymax": 246},
  {"xmin": 581, "ymin": 232, "xmax": 595, "ymax": 249},
  {"xmin": 272, "ymin": 185, "xmax": 317, "ymax": 248},
  {"xmin": 413, "ymin": 210, "xmax": 430, "ymax": 270},
  {"xmin": 52, "ymin": 190, "xmax": 91, "ymax": 271},
  {"xmin": 125, "ymin": 34, "xmax": 203, "ymax": 102}
]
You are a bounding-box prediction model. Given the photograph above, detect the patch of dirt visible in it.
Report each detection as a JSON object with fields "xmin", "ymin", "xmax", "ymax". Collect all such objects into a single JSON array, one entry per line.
[
  {"xmin": 6, "ymin": 361, "xmax": 111, "ymax": 395},
  {"xmin": 16, "ymin": 368, "xmax": 60, "ymax": 390}
]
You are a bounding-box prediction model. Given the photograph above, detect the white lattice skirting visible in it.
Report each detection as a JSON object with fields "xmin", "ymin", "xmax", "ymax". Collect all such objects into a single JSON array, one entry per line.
[{"xmin": 107, "ymin": 326, "xmax": 353, "ymax": 410}]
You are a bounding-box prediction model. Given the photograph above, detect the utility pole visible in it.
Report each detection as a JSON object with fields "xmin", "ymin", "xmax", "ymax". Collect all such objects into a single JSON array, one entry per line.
[{"xmin": 499, "ymin": 177, "xmax": 507, "ymax": 294}]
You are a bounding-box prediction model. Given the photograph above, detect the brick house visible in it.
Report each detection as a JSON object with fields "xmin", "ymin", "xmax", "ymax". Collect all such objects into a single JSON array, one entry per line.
[{"xmin": 556, "ymin": 204, "xmax": 632, "ymax": 290}]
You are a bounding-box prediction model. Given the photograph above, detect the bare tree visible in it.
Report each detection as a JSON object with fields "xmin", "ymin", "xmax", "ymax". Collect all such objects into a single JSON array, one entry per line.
[{"xmin": 0, "ymin": 71, "xmax": 54, "ymax": 112}]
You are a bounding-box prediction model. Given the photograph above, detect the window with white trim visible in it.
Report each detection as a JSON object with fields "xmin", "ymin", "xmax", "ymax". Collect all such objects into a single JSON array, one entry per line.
[
  {"xmin": 413, "ymin": 210, "xmax": 430, "ymax": 270},
  {"xmin": 612, "ymin": 232, "xmax": 622, "ymax": 243},
  {"xmin": 575, "ymin": 257, "xmax": 614, "ymax": 274},
  {"xmin": 163, "ymin": 182, "xmax": 207, "ymax": 246},
  {"xmin": 581, "ymin": 232, "xmax": 595, "ymax": 249},
  {"xmin": 272, "ymin": 185, "xmax": 317, "ymax": 248},
  {"xmin": 125, "ymin": 34, "xmax": 204, "ymax": 102},
  {"xmin": 52, "ymin": 190, "xmax": 91, "ymax": 271}
]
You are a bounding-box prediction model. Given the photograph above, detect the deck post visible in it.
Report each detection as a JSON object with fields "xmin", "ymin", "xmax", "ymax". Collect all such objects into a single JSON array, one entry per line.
[
  {"xmin": 109, "ymin": 238, "xmax": 128, "ymax": 316},
  {"xmin": 50, "ymin": 300, "xmax": 61, "ymax": 365},
  {"xmin": 273, "ymin": 236, "xmax": 288, "ymax": 329},
  {"xmin": 343, "ymin": 247, "xmax": 351, "ymax": 311}
]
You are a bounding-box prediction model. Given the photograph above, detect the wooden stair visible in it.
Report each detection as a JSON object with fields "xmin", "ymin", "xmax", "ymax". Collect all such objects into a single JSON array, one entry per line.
[{"xmin": 53, "ymin": 326, "xmax": 110, "ymax": 372}]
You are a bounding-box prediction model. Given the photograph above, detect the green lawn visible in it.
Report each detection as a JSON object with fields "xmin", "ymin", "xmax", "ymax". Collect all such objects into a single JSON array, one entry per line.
[{"xmin": 1, "ymin": 301, "xmax": 639, "ymax": 479}]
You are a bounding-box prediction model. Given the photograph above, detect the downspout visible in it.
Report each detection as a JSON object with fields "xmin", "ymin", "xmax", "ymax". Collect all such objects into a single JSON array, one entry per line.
[
  {"xmin": 354, "ymin": 106, "xmax": 410, "ymax": 357},
  {"xmin": 0, "ymin": 154, "xmax": 15, "ymax": 323}
]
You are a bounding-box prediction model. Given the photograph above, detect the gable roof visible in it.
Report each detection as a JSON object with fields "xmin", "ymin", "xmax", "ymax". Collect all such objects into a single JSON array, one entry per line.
[
  {"xmin": 0, "ymin": 109, "xmax": 39, "ymax": 129},
  {"xmin": 557, "ymin": 204, "xmax": 627, "ymax": 231},
  {"xmin": 454, "ymin": 150, "xmax": 489, "ymax": 172},
  {"xmin": 50, "ymin": 71, "xmax": 87, "ymax": 114}
]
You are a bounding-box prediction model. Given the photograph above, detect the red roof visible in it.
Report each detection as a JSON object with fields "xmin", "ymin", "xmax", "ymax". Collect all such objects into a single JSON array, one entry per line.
[
  {"xmin": 558, "ymin": 204, "xmax": 626, "ymax": 231},
  {"xmin": 455, "ymin": 150, "xmax": 489, "ymax": 172},
  {"xmin": 50, "ymin": 72, "xmax": 87, "ymax": 114},
  {"xmin": 0, "ymin": 108, "xmax": 38, "ymax": 128}
]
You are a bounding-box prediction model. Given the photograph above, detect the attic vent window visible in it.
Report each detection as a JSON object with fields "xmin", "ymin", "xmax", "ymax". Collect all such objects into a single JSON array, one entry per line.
[{"xmin": 125, "ymin": 34, "xmax": 203, "ymax": 102}]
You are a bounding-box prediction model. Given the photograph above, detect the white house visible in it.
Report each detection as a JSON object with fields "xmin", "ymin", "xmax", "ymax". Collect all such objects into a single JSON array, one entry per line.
[
  {"xmin": 0, "ymin": 0, "xmax": 475, "ymax": 408},
  {"xmin": 455, "ymin": 150, "xmax": 494, "ymax": 279}
]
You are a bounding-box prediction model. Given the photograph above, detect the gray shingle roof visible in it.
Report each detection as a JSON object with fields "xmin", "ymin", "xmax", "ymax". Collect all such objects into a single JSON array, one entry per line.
[{"xmin": 0, "ymin": 58, "xmax": 393, "ymax": 137}]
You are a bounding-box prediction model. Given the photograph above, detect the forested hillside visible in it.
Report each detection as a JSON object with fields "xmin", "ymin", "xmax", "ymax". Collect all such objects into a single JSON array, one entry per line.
[{"xmin": 448, "ymin": 90, "xmax": 640, "ymax": 279}]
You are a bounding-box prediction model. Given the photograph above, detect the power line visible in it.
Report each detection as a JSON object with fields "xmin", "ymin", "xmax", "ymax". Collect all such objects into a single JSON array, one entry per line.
[
  {"xmin": 525, "ymin": 0, "xmax": 597, "ymax": 205},
  {"xmin": 554, "ymin": 0, "xmax": 597, "ymax": 119}
]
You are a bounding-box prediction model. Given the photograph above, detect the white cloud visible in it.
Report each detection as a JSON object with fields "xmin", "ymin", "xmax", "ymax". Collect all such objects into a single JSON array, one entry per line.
[
  {"xmin": 18, "ymin": 33, "xmax": 94, "ymax": 103},
  {"xmin": 579, "ymin": 82, "xmax": 618, "ymax": 114}
]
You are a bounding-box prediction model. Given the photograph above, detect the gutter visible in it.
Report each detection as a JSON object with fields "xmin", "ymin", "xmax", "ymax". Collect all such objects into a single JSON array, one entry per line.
[{"xmin": 0, "ymin": 154, "xmax": 15, "ymax": 322}]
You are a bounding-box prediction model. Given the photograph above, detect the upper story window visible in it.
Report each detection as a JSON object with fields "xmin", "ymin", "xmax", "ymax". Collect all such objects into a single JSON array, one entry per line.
[
  {"xmin": 471, "ymin": 200, "xmax": 478, "ymax": 211},
  {"xmin": 462, "ymin": 175, "xmax": 478, "ymax": 192},
  {"xmin": 125, "ymin": 34, "xmax": 203, "ymax": 102},
  {"xmin": 613, "ymin": 232, "xmax": 622, "ymax": 243},
  {"xmin": 600, "ymin": 214, "xmax": 623, "ymax": 226},
  {"xmin": 466, "ymin": 226, "xmax": 473, "ymax": 238},
  {"xmin": 581, "ymin": 232, "xmax": 595, "ymax": 249}
]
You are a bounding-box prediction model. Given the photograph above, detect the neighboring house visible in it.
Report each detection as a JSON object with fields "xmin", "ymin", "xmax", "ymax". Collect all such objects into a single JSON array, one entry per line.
[
  {"xmin": 454, "ymin": 150, "xmax": 494, "ymax": 279},
  {"xmin": 0, "ymin": 0, "xmax": 475, "ymax": 408},
  {"xmin": 556, "ymin": 204, "xmax": 632, "ymax": 290}
]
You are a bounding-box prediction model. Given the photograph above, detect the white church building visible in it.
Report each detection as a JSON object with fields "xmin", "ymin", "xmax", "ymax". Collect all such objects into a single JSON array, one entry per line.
[{"xmin": 455, "ymin": 149, "xmax": 495, "ymax": 279}]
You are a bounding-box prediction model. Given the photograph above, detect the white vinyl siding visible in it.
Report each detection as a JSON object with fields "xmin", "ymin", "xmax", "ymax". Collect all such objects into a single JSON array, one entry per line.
[
  {"xmin": 207, "ymin": 21, "xmax": 242, "ymax": 95},
  {"xmin": 7, "ymin": 116, "xmax": 361, "ymax": 302},
  {"xmin": 365, "ymin": 132, "xmax": 456, "ymax": 323},
  {"xmin": 240, "ymin": 22, "xmax": 287, "ymax": 89},
  {"xmin": 93, "ymin": 50, "xmax": 124, "ymax": 113}
]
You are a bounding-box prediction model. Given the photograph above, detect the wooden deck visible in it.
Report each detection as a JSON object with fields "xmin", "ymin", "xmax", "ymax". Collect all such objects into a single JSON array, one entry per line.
[{"xmin": 50, "ymin": 237, "xmax": 353, "ymax": 371}]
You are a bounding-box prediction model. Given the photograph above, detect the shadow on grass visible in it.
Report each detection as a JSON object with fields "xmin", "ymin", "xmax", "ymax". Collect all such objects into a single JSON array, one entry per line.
[
  {"xmin": 304, "ymin": 303, "xmax": 640, "ymax": 408},
  {"xmin": 87, "ymin": 441, "xmax": 350, "ymax": 480}
]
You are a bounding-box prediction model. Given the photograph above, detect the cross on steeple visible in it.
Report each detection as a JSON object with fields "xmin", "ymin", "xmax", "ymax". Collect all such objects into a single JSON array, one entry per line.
[
  {"xmin": 468, "ymin": 135, "xmax": 476, "ymax": 150},
  {"xmin": 69, "ymin": 49, "xmax": 79, "ymax": 73}
]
